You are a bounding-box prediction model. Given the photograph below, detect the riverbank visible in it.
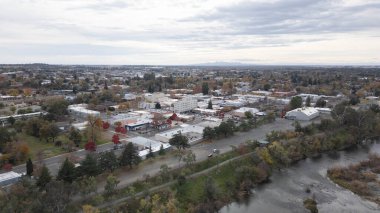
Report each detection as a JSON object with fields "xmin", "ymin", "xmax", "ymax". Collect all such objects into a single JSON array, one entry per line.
[
  {"xmin": 221, "ymin": 143, "xmax": 380, "ymax": 213},
  {"xmin": 327, "ymin": 153, "xmax": 380, "ymax": 205},
  {"xmin": 93, "ymin": 110, "xmax": 380, "ymax": 212}
]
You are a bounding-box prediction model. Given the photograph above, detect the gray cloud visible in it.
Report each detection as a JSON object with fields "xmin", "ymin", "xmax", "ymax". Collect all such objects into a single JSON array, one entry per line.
[
  {"xmin": 0, "ymin": 43, "xmax": 162, "ymax": 56},
  {"xmin": 187, "ymin": 0, "xmax": 380, "ymax": 35},
  {"xmin": 70, "ymin": 0, "xmax": 130, "ymax": 11}
]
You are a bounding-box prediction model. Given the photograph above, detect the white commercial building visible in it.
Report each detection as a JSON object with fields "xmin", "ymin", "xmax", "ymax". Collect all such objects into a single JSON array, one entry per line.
[
  {"xmin": 125, "ymin": 136, "xmax": 170, "ymax": 151},
  {"xmin": 68, "ymin": 104, "xmax": 100, "ymax": 118},
  {"xmin": 122, "ymin": 136, "xmax": 171, "ymax": 159},
  {"xmin": 315, "ymin": 107, "xmax": 332, "ymax": 114},
  {"xmin": 155, "ymin": 124, "xmax": 204, "ymax": 144},
  {"xmin": 285, "ymin": 107, "xmax": 320, "ymax": 121},
  {"xmin": 233, "ymin": 107, "xmax": 260, "ymax": 118},
  {"xmin": 172, "ymin": 96, "xmax": 197, "ymax": 113}
]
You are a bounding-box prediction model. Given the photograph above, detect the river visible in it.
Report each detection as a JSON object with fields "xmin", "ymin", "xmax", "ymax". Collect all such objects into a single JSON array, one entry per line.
[{"xmin": 221, "ymin": 142, "xmax": 380, "ymax": 213}]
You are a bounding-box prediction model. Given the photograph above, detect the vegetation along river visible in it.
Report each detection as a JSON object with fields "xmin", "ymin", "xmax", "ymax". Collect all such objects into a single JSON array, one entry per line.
[{"xmin": 221, "ymin": 142, "xmax": 380, "ymax": 213}]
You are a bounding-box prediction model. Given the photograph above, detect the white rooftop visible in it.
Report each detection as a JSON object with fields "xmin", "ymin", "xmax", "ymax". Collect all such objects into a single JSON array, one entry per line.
[
  {"xmin": 0, "ymin": 171, "xmax": 22, "ymax": 182},
  {"xmin": 289, "ymin": 107, "xmax": 319, "ymax": 116},
  {"xmin": 234, "ymin": 107, "xmax": 259, "ymax": 114},
  {"xmin": 124, "ymin": 137, "xmax": 171, "ymax": 157}
]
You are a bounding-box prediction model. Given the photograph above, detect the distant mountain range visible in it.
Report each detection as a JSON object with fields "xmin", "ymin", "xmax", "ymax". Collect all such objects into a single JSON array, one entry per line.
[{"xmin": 190, "ymin": 61, "xmax": 254, "ymax": 66}]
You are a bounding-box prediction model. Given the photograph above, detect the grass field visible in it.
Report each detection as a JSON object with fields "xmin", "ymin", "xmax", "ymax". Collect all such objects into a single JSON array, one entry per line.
[{"xmin": 17, "ymin": 133, "xmax": 67, "ymax": 160}]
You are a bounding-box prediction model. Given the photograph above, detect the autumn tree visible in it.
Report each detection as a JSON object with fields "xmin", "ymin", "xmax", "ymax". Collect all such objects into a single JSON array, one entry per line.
[
  {"xmin": 39, "ymin": 123, "xmax": 60, "ymax": 143},
  {"xmin": 68, "ymin": 127, "xmax": 82, "ymax": 147},
  {"xmin": 268, "ymin": 141, "xmax": 290, "ymax": 169},
  {"xmin": 104, "ymin": 174, "xmax": 120, "ymax": 195},
  {"xmin": 42, "ymin": 97, "xmax": 69, "ymax": 120},
  {"xmin": 183, "ymin": 150, "xmax": 196, "ymax": 167},
  {"xmin": 87, "ymin": 115, "xmax": 102, "ymax": 143},
  {"xmin": 77, "ymin": 176, "xmax": 97, "ymax": 198},
  {"xmin": 102, "ymin": 121, "xmax": 110, "ymax": 130},
  {"xmin": 0, "ymin": 127, "xmax": 12, "ymax": 152}
]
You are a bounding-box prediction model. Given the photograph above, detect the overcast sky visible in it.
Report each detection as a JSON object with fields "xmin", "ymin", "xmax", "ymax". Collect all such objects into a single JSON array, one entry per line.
[{"xmin": 0, "ymin": 0, "xmax": 379, "ymax": 65}]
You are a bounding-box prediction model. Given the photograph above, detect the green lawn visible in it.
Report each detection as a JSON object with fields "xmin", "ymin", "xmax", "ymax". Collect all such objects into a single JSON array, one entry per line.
[{"xmin": 17, "ymin": 133, "xmax": 68, "ymax": 160}]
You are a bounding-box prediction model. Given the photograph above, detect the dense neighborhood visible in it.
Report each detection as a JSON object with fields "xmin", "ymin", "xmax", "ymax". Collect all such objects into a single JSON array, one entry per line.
[{"xmin": 0, "ymin": 64, "xmax": 380, "ymax": 212}]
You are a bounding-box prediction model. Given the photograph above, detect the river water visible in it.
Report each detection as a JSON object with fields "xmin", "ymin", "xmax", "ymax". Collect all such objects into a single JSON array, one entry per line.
[{"xmin": 221, "ymin": 143, "xmax": 380, "ymax": 213}]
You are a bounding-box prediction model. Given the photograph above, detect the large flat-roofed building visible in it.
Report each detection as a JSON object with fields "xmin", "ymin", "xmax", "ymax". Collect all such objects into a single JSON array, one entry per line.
[
  {"xmin": 155, "ymin": 124, "xmax": 204, "ymax": 144},
  {"xmin": 233, "ymin": 107, "xmax": 260, "ymax": 118},
  {"xmin": 172, "ymin": 96, "xmax": 197, "ymax": 113},
  {"xmin": 121, "ymin": 136, "xmax": 171, "ymax": 159},
  {"xmin": 125, "ymin": 118, "xmax": 152, "ymax": 131},
  {"xmin": 285, "ymin": 107, "xmax": 320, "ymax": 121},
  {"xmin": 0, "ymin": 112, "xmax": 47, "ymax": 126},
  {"xmin": 68, "ymin": 104, "xmax": 100, "ymax": 118}
]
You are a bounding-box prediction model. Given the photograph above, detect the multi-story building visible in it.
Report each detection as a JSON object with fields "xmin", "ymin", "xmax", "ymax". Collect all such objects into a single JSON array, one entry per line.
[{"xmin": 172, "ymin": 96, "xmax": 197, "ymax": 113}]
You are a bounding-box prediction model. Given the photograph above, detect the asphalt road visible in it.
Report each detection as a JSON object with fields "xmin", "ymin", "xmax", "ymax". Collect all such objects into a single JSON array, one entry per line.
[
  {"xmin": 11, "ymin": 118, "xmax": 315, "ymax": 190},
  {"xmin": 95, "ymin": 118, "xmax": 316, "ymax": 192}
]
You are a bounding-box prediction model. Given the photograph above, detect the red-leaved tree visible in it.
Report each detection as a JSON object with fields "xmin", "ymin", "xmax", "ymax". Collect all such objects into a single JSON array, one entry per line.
[
  {"xmin": 120, "ymin": 127, "xmax": 127, "ymax": 134},
  {"xmin": 84, "ymin": 141, "xmax": 96, "ymax": 151},
  {"xmin": 3, "ymin": 163, "xmax": 13, "ymax": 171},
  {"xmin": 112, "ymin": 134, "xmax": 120, "ymax": 144},
  {"xmin": 103, "ymin": 121, "xmax": 110, "ymax": 130}
]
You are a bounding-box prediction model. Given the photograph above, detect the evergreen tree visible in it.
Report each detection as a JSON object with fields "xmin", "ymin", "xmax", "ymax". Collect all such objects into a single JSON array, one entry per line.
[
  {"xmin": 57, "ymin": 158, "xmax": 76, "ymax": 183},
  {"xmin": 202, "ymin": 82, "xmax": 209, "ymax": 95},
  {"xmin": 158, "ymin": 144, "xmax": 165, "ymax": 155},
  {"xmin": 203, "ymin": 127, "xmax": 216, "ymax": 140},
  {"xmin": 289, "ymin": 96, "xmax": 302, "ymax": 110},
  {"xmin": 7, "ymin": 116, "xmax": 15, "ymax": 126},
  {"xmin": 207, "ymin": 100, "xmax": 213, "ymax": 109},
  {"xmin": 315, "ymin": 98, "xmax": 327, "ymax": 108},
  {"xmin": 36, "ymin": 165, "xmax": 52, "ymax": 189},
  {"xmin": 119, "ymin": 143, "xmax": 142, "ymax": 168},
  {"xmin": 146, "ymin": 144, "xmax": 154, "ymax": 159},
  {"xmin": 155, "ymin": 102, "xmax": 161, "ymax": 109},
  {"xmin": 26, "ymin": 158, "xmax": 33, "ymax": 176},
  {"xmin": 148, "ymin": 84, "xmax": 154, "ymax": 93},
  {"xmin": 99, "ymin": 151, "xmax": 119, "ymax": 172},
  {"xmin": 80, "ymin": 154, "xmax": 99, "ymax": 177}
]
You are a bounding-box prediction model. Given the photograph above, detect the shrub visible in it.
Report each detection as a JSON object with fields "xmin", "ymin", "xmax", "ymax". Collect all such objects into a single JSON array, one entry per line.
[{"xmin": 303, "ymin": 198, "xmax": 318, "ymax": 213}]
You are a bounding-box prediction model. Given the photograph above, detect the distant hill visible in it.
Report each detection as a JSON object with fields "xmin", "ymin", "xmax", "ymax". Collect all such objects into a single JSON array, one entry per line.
[{"xmin": 190, "ymin": 61, "xmax": 254, "ymax": 67}]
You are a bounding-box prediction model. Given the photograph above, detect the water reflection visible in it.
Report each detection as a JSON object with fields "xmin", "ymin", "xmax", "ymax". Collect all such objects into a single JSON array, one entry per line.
[{"xmin": 221, "ymin": 142, "xmax": 380, "ymax": 213}]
